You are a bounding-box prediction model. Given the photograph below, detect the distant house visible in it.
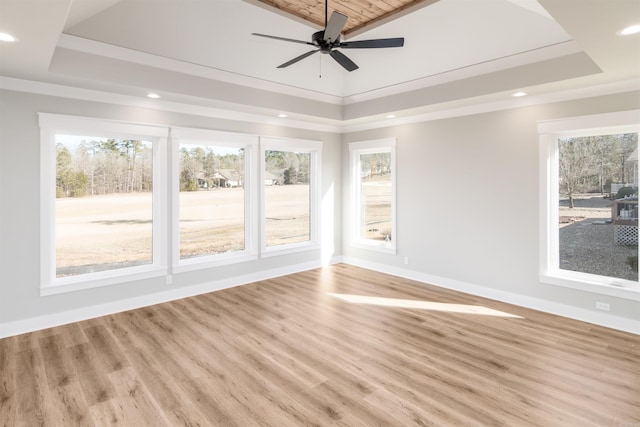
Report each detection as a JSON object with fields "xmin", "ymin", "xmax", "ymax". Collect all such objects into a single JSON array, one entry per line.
[
  {"xmin": 215, "ymin": 169, "xmax": 244, "ymax": 188},
  {"xmin": 264, "ymin": 170, "xmax": 283, "ymax": 186},
  {"xmin": 196, "ymin": 172, "xmax": 209, "ymax": 189}
]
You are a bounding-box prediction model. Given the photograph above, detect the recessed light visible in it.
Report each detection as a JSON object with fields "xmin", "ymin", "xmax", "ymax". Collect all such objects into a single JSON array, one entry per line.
[
  {"xmin": 278, "ymin": 113, "xmax": 288, "ymax": 118},
  {"xmin": 147, "ymin": 93, "xmax": 161, "ymax": 99},
  {"xmin": 617, "ymin": 24, "xmax": 640, "ymax": 36},
  {"xmin": 0, "ymin": 32, "xmax": 17, "ymax": 42},
  {"xmin": 512, "ymin": 91, "xmax": 527, "ymax": 97},
  {"xmin": 386, "ymin": 114, "xmax": 396, "ymax": 119}
]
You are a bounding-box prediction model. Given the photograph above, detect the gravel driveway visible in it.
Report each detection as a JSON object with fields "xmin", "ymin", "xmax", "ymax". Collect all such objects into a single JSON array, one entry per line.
[{"xmin": 559, "ymin": 195, "xmax": 637, "ymax": 281}]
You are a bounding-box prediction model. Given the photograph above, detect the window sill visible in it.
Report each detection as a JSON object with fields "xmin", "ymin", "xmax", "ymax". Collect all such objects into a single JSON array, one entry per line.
[
  {"xmin": 541, "ymin": 271, "xmax": 640, "ymax": 301},
  {"xmin": 173, "ymin": 252, "xmax": 259, "ymax": 273},
  {"xmin": 261, "ymin": 241, "xmax": 320, "ymax": 258},
  {"xmin": 351, "ymin": 240, "xmax": 397, "ymax": 255}
]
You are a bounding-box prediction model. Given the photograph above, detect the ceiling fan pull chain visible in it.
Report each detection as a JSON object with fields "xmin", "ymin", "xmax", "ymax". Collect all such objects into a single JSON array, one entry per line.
[{"xmin": 319, "ymin": 54, "xmax": 322, "ymax": 78}]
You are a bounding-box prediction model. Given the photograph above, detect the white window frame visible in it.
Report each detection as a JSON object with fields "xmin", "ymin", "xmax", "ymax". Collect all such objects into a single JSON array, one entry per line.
[
  {"xmin": 538, "ymin": 109, "xmax": 640, "ymax": 301},
  {"xmin": 171, "ymin": 127, "xmax": 259, "ymax": 272},
  {"xmin": 259, "ymin": 137, "xmax": 322, "ymax": 257},
  {"xmin": 39, "ymin": 113, "xmax": 168, "ymax": 296},
  {"xmin": 349, "ymin": 138, "xmax": 397, "ymax": 254}
]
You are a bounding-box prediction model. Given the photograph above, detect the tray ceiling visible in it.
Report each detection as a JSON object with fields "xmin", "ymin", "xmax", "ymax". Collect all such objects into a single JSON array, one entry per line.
[
  {"xmin": 54, "ymin": 0, "xmax": 577, "ymax": 99},
  {"xmin": 1, "ymin": 0, "xmax": 638, "ymax": 126},
  {"xmin": 254, "ymin": 0, "xmax": 439, "ymax": 35}
]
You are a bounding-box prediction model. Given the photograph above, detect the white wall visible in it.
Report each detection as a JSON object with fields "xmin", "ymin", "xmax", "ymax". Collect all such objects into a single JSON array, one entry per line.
[
  {"xmin": 343, "ymin": 91, "xmax": 640, "ymax": 333},
  {"xmin": 0, "ymin": 89, "xmax": 342, "ymax": 336},
  {"xmin": 1, "ymin": 88, "xmax": 639, "ymax": 337}
]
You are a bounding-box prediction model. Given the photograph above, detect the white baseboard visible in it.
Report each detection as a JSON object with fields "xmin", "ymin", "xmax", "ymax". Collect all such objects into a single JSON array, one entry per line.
[
  {"xmin": 0, "ymin": 258, "xmax": 340, "ymax": 339},
  {"xmin": 2, "ymin": 256, "xmax": 636, "ymax": 338},
  {"xmin": 341, "ymin": 256, "xmax": 640, "ymax": 335}
]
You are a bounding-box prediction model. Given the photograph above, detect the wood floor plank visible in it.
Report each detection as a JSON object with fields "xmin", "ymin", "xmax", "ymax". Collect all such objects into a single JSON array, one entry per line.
[
  {"xmin": 68, "ymin": 343, "xmax": 115, "ymax": 407},
  {"xmin": 14, "ymin": 329, "xmax": 53, "ymax": 354},
  {"xmin": 363, "ymin": 386, "xmax": 478, "ymax": 427},
  {"xmin": 1, "ymin": 264, "xmax": 639, "ymax": 426},
  {"xmin": 104, "ymin": 367, "xmax": 172, "ymax": 427},
  {"xmin": 0, "ymin": 337, "xmax": 17, "ymax": 427},
  {"xmin": 124, "ymin": 304, "xmax": 308, "ymax": 427},
  {"xmin": 14, "ymin": 349, "xmax": 52, "ymax": 427},
  {"xmin": 154, "ymin": 302, "xmax": 326, "ymax": 427},
  {"xmin": 83, "ymin": 325, "xmax": 129, "ymax": 374},
  {"xmin": 87, "ymin": 399, "xmax": 129, "ymax": 427},
  {"xmin": 308, "ymin": 379, "xmax": 410, "ymax": 427},
  {"xmin": 177, "ymin": 377, "xmax": 243, "ymax": 427},
  {"xmin": 56, "ymin": 322, "xmax": 89, "ymax": 349},
  {"xmin": 47, "ymin": 381, "xmax": 94, "ymax": 427},
  {"xmin": 38, "ymin": 334, "xmax": 75, "ymax": 390},
  {"xmin": 121, "ymin": 345, "xmax": 213, "ymax": 427}
]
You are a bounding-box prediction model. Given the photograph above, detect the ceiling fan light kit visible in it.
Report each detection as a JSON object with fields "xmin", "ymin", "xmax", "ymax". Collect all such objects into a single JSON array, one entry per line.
[{"xmin": 252, "ymin": 0, "xmax": 404, "ymax": 72}]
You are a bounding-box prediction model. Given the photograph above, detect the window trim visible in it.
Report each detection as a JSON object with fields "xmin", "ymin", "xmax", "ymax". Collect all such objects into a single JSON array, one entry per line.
[
  {"xmin": 170, "ymin": 127, "xmax": 259, "ymax": 272},
  {"xmin": 38, "ymin": 116, "xmax": 326, "ymax": 294},
  {"xmin": 259, "ymin": 136, "xmax": 322, "ymax": 257},
  {"xmin": 39, "ymin": 113, "xmax": 169, "ymax": 296},
  {"xmin": 538, "ymin": 110, "xmax": 640, "ymax": 301},
  {"xmin": 349, "ymin": 138, "xmax": 397, "ymax": 254}
]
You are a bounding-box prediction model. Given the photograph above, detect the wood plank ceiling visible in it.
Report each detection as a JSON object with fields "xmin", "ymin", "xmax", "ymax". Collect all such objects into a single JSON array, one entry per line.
[{"xmin": 255, "ymin": 0, "xmax": 439, "ymax": 35}]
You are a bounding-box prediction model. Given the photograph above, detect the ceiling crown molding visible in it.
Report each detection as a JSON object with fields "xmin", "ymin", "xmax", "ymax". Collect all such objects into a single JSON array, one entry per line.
[{"xmin": 2, "ymin": 76, "xmax": 638, "ymax": 135}]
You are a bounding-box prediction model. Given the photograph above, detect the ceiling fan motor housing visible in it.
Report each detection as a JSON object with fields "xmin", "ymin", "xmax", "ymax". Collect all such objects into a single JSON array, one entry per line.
[{"xmin": 312, "ymin": 30, "xmax": 338, "ymax": 53}]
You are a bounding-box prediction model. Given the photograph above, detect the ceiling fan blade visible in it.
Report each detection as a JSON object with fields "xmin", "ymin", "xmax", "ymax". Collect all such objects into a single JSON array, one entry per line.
[
  {"xmin": 339, "ymin": 38, "xmax": 405, "ymax": 49},
  {"xmin": 252, "ymin": 33, "xmax": 315, "ymax": 46},
  {"xmin": 277, "ymin": 50, "xmax": 320, "ymax": 68},
  {"xmin": 324, "ymin": 11, "xmax": 348, "ymax": 42},
  {"xmin": 329, "ymin": 50, "xmax": 358, "ymax": 72}
]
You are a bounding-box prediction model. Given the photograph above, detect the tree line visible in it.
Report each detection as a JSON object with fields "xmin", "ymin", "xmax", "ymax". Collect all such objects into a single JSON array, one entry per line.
[
  {"xmin": 56, "ymin": 141, "xmax": 311, "ymax": 198},
  {"xmin": 559, "ymin": 133, "xmax": 637, "ymax": 207},
  {"xmin": 360, "ymin": 152, "xmax": 391, "ymax": 178},
  {"xmin": 56, "ymin": 139, "xmax": 152, "ymax": 198}
]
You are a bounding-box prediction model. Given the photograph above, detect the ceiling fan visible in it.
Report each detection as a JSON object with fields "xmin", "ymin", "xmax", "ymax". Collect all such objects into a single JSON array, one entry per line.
[{"xmin": 252, "ymin": 0, "xmax": 404, "ymax": 72}]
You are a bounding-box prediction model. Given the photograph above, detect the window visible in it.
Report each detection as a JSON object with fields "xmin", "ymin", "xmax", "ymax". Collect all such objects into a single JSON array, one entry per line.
[
  {"xmin": 171, "ymin": 128, "xmax": 258, "ymax": 270},
  {"xmin": 40, "ymin": 116, "xmax": 324, "ymax": 293},
  {"xmin": 539, "ymin": 110, "xmax": 640, "ymax": 299},
  {"xmin": 260, "ymin": 137, "xmax": 321, "ymax": 255},
  {"xmin": 349, "ymin": 138, "xmax": 396, "ymax": 253},
  {"xmin": 40, "ymin": 114, "xmax": 168, "ymax": 295}
]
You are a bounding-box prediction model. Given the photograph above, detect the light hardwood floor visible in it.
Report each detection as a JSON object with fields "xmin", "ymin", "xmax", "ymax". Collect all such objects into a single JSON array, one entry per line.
[{"xmin": 1, "ymin": 264, "xmax": 638, "ymax": 426}]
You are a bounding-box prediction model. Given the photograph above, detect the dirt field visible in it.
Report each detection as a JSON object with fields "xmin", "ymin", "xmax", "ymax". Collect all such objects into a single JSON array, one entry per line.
[
  {"xmin": 57, "ymin": 189, "xmax": 635, "ymax": 281},
  {"xmin": 56, "ymin": 185, "xmax": 310, "ymax": 276},
  {"xmin": 179, "ymin": 187, "xmax": 246, "ymax": 257},
  {"xmin": 361, "ymin": 174, "xmax": 392, "ymax": 241},
  {"xmin": 56, "ymin": 193, "xmax": 154, "ymax": 275}
]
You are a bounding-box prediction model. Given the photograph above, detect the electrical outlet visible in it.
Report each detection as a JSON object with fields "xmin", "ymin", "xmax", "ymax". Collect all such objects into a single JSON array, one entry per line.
[
  {"xmin": 404, "ymin": 256, "xmax": 409, "ymax": 265},
  {"xmin": 166, "ymin": 275, "xmax": 173, "ymax": 285},
  {"xmin": 595, "ymin": 301, "xmax": 610, "ymax": 312}
]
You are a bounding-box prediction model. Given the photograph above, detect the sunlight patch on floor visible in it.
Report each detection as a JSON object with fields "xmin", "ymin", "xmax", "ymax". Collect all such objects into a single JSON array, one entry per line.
[{"xmin": 328, "ymin": 293, "xmax": 523, "ymax": 318}]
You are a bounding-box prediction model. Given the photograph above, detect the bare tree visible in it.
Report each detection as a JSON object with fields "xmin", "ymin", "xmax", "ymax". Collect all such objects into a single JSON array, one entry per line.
[
  {"xmin": 559, "ymin": 136, "xmax": 597, "ymax": 208},
  {"xmin": 559, "ymin": 133, "xmax": 638, "ymax": 207}
]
